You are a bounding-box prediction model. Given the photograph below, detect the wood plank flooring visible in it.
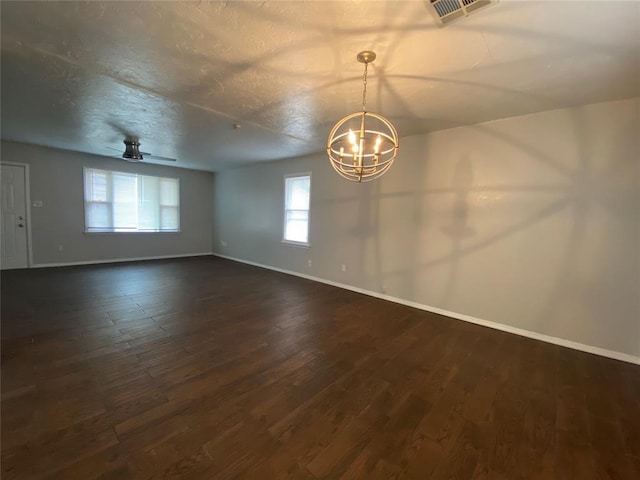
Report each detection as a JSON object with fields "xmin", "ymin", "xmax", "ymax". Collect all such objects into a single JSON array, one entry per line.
[{"xmin": 1, "ymin": 256, "xmax": 639, "ymax": 479}]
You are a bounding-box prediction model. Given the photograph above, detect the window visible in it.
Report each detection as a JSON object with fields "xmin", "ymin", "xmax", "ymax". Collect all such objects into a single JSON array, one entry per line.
[
  {"xmin": 283, "ymin": 174, "xmax": 311, "ymax": 245},
  {"xmin": 84, "ymin": 168, "xmax": 179, "ymax": 232}
]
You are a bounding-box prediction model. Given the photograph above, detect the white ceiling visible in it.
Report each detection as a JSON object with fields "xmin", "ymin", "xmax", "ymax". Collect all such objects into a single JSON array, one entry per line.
[{"xmin": 1, "ymin": 1, "xmax": 639, "ymax": 171}]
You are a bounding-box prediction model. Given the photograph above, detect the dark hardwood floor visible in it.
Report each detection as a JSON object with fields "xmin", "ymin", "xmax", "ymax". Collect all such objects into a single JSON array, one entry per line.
[{"xmin": 1, "ymin": 256, "xmax": 638, "ymax": 479}]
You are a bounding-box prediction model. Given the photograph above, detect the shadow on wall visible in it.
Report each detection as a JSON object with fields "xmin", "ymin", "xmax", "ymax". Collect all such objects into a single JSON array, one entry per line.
[
  {"xmin": 439, "ymin": 155, "xmax": 477, "ymax": 308},
  {"xmin": 315, "ymin": 102, "xmax": 637, "ymax": 351}
]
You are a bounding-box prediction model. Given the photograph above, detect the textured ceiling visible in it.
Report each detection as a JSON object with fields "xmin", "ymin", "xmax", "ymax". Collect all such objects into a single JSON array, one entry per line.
[{"xmin": 1, "ymin": 1, "xmax": 639, "ymax": 171}]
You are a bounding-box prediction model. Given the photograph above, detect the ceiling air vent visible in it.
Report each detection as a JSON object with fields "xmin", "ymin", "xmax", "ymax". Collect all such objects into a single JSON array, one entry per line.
[{"xmin": 428, "ymin": 0, "xmax": 497, "ymax": 25}]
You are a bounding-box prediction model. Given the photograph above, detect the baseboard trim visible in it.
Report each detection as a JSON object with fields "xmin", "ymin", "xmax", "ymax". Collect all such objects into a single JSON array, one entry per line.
[
  {"xmin": 31, "ymin": 252, "xmax": 213, "ymax": 269},
  {"xmin": 213, "ymin": 253, "xmax": 640, "ymax": 365}
]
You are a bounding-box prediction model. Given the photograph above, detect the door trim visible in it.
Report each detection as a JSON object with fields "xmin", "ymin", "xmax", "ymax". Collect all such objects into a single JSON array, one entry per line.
[{"xmin": 1, "ymin": 162, "xmax": 33, "ymax": 268}]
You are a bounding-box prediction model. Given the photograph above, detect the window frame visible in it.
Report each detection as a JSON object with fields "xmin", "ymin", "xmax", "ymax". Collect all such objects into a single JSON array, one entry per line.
[
  {"xmin": 282, "ymin": 172, "xmax": 311, "ymax": 247},
  {"xmin": 82, "ymin": 167, "xmax": 181, "ymax": 234}
]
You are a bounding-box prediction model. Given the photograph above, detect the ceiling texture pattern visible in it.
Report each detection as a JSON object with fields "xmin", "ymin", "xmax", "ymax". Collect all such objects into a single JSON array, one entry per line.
[{"xmin": 1, "ymin": 1, "xmax": 639, "ymax": 171}]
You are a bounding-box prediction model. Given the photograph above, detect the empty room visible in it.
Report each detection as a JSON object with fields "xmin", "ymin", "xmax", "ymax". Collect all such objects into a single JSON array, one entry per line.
[{"xmin": 1, "ymin": 1, "xmax": 638, "ymax": 479}]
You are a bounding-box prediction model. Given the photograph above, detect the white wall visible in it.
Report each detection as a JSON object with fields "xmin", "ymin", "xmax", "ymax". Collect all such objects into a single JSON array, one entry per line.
[
  {"xmin": 1, "ymin": 141, "xmax": 214, "ymax": 265},
  {"xmin": 213, "ymin": 98, "xmax": 640, "ymax": 360}
]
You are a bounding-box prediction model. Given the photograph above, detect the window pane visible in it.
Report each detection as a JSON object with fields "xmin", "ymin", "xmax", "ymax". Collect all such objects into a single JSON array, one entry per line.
[
  {"xmin": 112, "ymin": 173, "xmax": 137, "ymax": 201},
  {"xmin": 85, "ymin": 169, "xmax": 109, "ymax": 202},
  {"xmin": 139, "ymin": 176, "xmax": 159, "ymax": 230},
  {"xmin": 113, "ymin": 173, "xmax": 137, "ymax": 229},
  {"xmin": 160, "ymin": 178, "xmax": 179, "ymax": 206},
  {"xmin": 86, "ymin": 202, "xmax": 111, "ymax": 230},
  {"xmin": 160, "ymin": 206, "xmax": 179, "ymax": 231},
  {"xmin": 285, "ymin": 177, "xmax": 310, "ymax": 210},
  {"xmin": 285, "ymin": 219, "xmax": 308, "ymax": 243}
]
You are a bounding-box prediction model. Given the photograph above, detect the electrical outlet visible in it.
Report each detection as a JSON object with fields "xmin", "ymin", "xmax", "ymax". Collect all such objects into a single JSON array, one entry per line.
[
  {"xmin": 341, "ymin": 264, "xmax": 346, "ymax": 272},
  {"xmin": 308, "ymin": 259, "xmax": 312, "ymax": 268},
  {"xmin": 58, "ymin": 244, "xmax": 64, "ymax": 252},
  {"xmin": 220, "ymin": 240, "xmax": 227, "ymax": 247},
  {"xmin": 381, "ymin": 284, "xmax": 387, "ymax": 294}
]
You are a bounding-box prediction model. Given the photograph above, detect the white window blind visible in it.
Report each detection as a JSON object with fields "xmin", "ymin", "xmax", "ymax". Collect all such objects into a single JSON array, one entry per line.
[
  {"xmin": 283, "ymin": 174, "xmax": 311, "ymax": 244},
  {"xmin": 84, "ymin": 168, "xmax": 179, "ymax": 232}
]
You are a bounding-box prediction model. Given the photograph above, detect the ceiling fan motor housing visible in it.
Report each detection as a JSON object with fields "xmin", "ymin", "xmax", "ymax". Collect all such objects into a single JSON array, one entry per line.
[{"xmin": 123, "ymin": 140, "xmax": 143, "ymax": 161}]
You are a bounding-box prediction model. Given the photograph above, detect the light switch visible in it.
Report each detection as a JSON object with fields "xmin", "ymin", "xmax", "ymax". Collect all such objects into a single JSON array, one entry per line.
[{"xmin": 33, "ymin": 200, "xmax": 43, "ymax": 207}]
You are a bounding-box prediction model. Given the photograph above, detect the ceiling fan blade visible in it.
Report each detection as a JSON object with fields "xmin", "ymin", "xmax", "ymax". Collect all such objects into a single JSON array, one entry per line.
[
  {"xmin": 108, "ymin": 154, "xmax": 140, "ymax": 162},
  {"xmin": 140, "ymin": 152, "xmax": 177, "ymax": 162}
]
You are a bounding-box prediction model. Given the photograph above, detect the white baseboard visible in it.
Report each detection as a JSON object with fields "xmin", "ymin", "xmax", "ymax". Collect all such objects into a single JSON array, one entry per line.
[
  {"xmin": 213, "ymin": 253, "xmax": 640, "ymax": 366},
  {"xmin": 31, "ymin": 252, "xmax": 213, "ymax": 268}
]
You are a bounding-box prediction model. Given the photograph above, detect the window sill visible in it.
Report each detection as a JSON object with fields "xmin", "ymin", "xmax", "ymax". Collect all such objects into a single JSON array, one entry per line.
[
  {"xmin": 281, "ymin": 239, "xmax": 310, "ymax": 248},
  {"xmin": 83, "ymin": 231, "xmax": 181, "ymax": 235}
]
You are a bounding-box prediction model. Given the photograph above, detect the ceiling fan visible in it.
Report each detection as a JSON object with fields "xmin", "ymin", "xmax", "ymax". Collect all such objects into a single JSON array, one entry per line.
[{"xmin": 108, "ymin": 139, "xmax": 177, "ymax": 163}]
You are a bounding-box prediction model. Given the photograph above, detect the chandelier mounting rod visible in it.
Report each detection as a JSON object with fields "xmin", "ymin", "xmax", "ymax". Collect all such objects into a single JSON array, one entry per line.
[{"xmin": 357, "ymin": 51, "xmax": 376, "ymax": 111}]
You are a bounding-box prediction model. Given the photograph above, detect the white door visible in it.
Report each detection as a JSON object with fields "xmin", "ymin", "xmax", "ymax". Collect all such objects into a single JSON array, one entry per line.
[{"xmin": 1, "ymin": 164, "xmax": 29, "ymax": 269}]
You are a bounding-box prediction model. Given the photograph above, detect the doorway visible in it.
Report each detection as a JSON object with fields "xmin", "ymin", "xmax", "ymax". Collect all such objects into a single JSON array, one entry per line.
[{"xmin": 1, "ymin": 163, "xmax": 31, "ymax": 269}]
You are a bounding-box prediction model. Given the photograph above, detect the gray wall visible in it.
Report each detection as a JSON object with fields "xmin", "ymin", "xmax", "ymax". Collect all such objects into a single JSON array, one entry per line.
[
  {"xmin": 1, "ymin": 141, "xmax": 213, "ymax": 265},
  {"xmin": 213, "ymin": 98, "xmax": 640, "ymax": 359}
]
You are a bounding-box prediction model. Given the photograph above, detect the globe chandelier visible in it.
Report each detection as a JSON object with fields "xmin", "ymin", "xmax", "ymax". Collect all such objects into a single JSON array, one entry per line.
[{"xmin": 327, "ymin": 51, "xmax": 399, "ymax": 182}]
